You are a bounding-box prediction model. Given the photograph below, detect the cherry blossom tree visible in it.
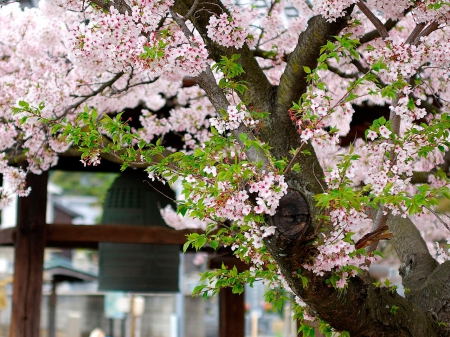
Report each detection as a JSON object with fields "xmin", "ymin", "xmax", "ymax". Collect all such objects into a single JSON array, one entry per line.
[{"xmin": 2, "ymin": 0, "xmax": 450, "ymax": 335}]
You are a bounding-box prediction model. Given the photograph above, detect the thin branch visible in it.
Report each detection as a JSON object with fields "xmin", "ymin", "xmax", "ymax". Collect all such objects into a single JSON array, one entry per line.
[
  {"xmin": 283, "ymin": 143, "xmax": 304, "ymax": 174},
  {"xmin": 183, "ymin": 0, "xmax": 200, "ymax": 20},
  {"xmin": 422, "ymin": 204, "xmax": 450, "ymax": 232},
  {"xmin": 170, "ymin": 7, "xmax": 195, "ymax": 40},
  {"xmin": 108, "ymin": 78, "xmax": 159, "ymax": 96},
  {"xmin": 356, "ymin": 1, "xmax": 389, "ymax": 40},
  {"xmin": 90, "ymin": 0, "xmax": 131, "ymax": 15},
  {"xmin": 56, "ymin": 72, "xmax": 124, "ymax": 119},
  {"xmin": 419, "ymin": 21, "xmax": 440, "ymax": 41},
  {"xmin": 405, "ymin": 22, "xmax": 427, "ymax": 46},
  {"xmin": 326, "ymin": 63, "xmax": 359, "ymax": 79}
]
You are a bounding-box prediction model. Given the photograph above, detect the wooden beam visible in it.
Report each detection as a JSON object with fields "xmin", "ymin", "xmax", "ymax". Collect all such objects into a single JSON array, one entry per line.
[
  {"xmin": 0, "ymin": 225, "xmax": 204, "ymax": 248},
  {"xmin": 10, "ymin": 172, "xmax": 48, "ymax": 337},
  {"xmin": 45, "ymin": 224, "xmax": 203, "ymax": 247}
]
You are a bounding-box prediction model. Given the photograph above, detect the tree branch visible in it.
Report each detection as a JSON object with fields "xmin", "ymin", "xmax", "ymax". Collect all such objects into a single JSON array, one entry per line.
[
  {"xmin": 263, "ymin": 209, "xmax": 443, "ymax": 336},
  {"xmin": 326, "ymin": 63, "xmax": 359, "ymax": 79},
  {"xmin": 169, "ymin": 7, "xmax": 272, "ymax": 170},
  {"xmin": 356, "ymin": 1, "xmax": 389, "ymax": 40},
  {"xmin": 174, "ymin": 0, "xmax": 274, "ymax": 113},
  {"xmin": 274, "ymin": 9, "xmax": 353, "ymax": 124},
  {"xmin": 360, "ymin": 18, "xmax": 398, "ymax": 44},
  {"xmin": 388, "ymin": 216, "xmax": 438, "ymax": 292},
  {"xmin": 419, "ymin": 21, "xmax": 440, "ymax": 41},
  {"xmin": 90, "ymin": 0, "xmax": 132, "ymax": 14},
  {"xmin": 405, "ymin": 23, "xmax": 427, "ymax": 46},
  {"xmin": 57, "ymin": 72, "xmax": 124, "ymax": 119},
  {"xmin": 410, "ymin": 261, "xmax": 450, "ymax": 324}
]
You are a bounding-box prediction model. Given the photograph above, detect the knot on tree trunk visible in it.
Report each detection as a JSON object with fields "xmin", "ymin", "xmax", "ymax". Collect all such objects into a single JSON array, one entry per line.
[{"xmin": 272, "ymin": 188, "xmax": 310, "ymax": 238}]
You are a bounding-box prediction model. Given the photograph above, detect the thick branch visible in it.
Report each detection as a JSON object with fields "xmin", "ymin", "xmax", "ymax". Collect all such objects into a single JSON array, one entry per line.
[
  {"xmin": 275, "ymin": 10, "xmax": 353, "ymax": 124},
  {"xmin": 264, "ymin": 198, "xmax": 444, "ymax": 336},
  {"xmin": 388, "ymin": 215, "xmax": 450, "ymax": 325},
  {"xmin": 419, "ymin": 21, "xmax": 440, "ymax": 40},
  {"xmin": 388, "ymin": 216, "xmax": 438, "ymax": 293},
  {"xmin": 411, "ymin": 261, "xmax": 450, "ymax": 324},
  {"xmin": 262, "ymin": 11, "xmax": 352, "ymax": 201},
  {"xmin": 174, "ymin": 0, "xmax": 274, "ymax": 113},
  {"xmin": 169, "ymin": 7, "xmax": 272, "ymax": 170},
  {"xmin": 405, "ymin": 23, "xmax": 427, "ymax": 46},
  {"xmin": 193, "ymin": 67, "xmax": 271, "ymax": 169}
]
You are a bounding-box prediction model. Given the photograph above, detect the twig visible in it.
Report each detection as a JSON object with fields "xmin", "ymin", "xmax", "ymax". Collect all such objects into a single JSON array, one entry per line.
[
  {"xmin": 283, "ymin": 143, "xmax": 304, "ymax": 174},
  {"xmin": 144, "ymin": 180, "xmax": 177, "ymax": 202},
  {"xmin": 326, "ymin": 63, "xmax": 359, "ymax": 79},
  {"xmin": 422, "ymin": 204, "xmax": 450, "ymax": 232},
  {"xmin": 57, "ymin": 72, "xmax": 124, "ymax": 119},
  {"xmin": 313, "ymin": 162, "xmax": 326, "ymax": 193}
]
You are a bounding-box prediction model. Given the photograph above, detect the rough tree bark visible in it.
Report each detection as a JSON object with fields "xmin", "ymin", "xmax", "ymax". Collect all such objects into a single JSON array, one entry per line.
[{"xmin": 92, "ymin": 0, "xmax": 450, "ymax": 335}]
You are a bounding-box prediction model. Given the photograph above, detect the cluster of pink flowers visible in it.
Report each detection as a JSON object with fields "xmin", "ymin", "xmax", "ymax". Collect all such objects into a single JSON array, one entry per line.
[
  {"xmin": 206, "ymin": 6, "xmax": 254, "ymax": 49},
  {"xmin": 209, "ymin": 105, "xmax": 258, "ymax": 134},
  {"xmin": 3, "ymin": 0, "xmax": 450, "ymax": 295},
  {"xmin": 159, "ymin": 204, "xmax": 208, "ymax": 230},
  {"xmin": 314, "ymin": 0, "xmax": 358, "ymax": 22},
  {"xmin": 70, "ymin": 7, "xmax": 208, "ymax": 77},
  {"xmin": 436, "ymin": 240, "xmax": 450, "ymax": 263},
  {"xmin": 304, "ymin": 208, "xmax": 377, "ymax": 288},
  {"xmin": 131, "ymin": 0, "xmax": 174, "ymax": 32},
  {"xmin": 0, "ymin": 157, "xmax": 30, "ymax": 208},
  {"xmin": 199, "ymin": 172, "xmax": 287, "ymax": 220},
  {"xmin": 249, "ymin": 172, "xmax": 288, "ymax": 216},
  {"xmin": 364, "ymin": 40, "xmax": 426, "ymax": 84}
]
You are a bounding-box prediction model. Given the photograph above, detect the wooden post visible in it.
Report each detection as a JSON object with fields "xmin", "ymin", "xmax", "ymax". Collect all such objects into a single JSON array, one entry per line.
[
  {"xmin": 10, "ymin": 172, "xmax": 48, "ymax": 337},
  {"xmin": 219, "ymin": 287, "xmax": 245, "ymax": 337},
  {"xmin": 48, "ymin": 278, "xmax": 57, "ymax": 337}
]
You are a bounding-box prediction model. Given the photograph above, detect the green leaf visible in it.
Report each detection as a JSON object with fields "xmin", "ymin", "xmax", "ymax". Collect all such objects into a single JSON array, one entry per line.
[
  {"xmin": 291, "ymin": 163, "xmax": 301, "ymax": 172},
  {"xmin": 232, "ymin": 283, "xmax": 244, "ymax": 294},
  {"xmin": 210, "ymin": 240, "xmax": 219, "ymax": 250},
  {"xmin": 239, "ymin": 133, "xmax": 248, "ymax": 141},
  {"xmin": 183, "ymin": 241, "xmax": 191, "ymax": 253},
  {"xmin": 18, "ymin": 100, "xmax": 29, "ymax": 108},
  {"xmin": 303, "ymin": 66, "xmax": 311, "ymax": 74},
  {"xmin": 51, "ymin": 124, "xmax": 62, "ymax": 134},
  {"xmin": 193, "ymin": 284, "xmax": 207, "ymax": 295},
  {"xmin": 299, "ymin": 324, "xmax": 316, "ymax": 337}
]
